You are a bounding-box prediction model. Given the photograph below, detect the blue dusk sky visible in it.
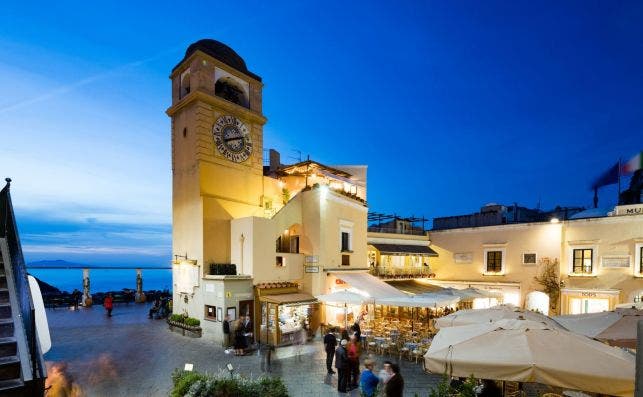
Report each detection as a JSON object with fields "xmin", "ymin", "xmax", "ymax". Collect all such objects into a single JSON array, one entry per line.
[{"xmin": 0, "ymin": 1, "xmax": 642, "ymax": 266}]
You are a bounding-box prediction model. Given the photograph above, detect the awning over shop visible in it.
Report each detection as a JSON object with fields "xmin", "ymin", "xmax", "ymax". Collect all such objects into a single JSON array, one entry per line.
[
  {"xmin": 259, "ymin": 293, "xmax": 317, "ymax": 305},
  {"xmin": 370, "ymin": 243, "xmax": 438, "ymax": 256},
  {"xmin": 331, "ymin": 272, "xmax": 407, "ymax": 297},
  {"xmin": 386, "ymin": 280, "xmax": 444, "ymax": 295}
]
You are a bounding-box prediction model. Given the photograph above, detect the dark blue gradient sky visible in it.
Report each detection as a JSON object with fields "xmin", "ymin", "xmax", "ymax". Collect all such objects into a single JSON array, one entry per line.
[{"xmin": 0, "ymin": 1, "xmax": 641, "ymax": 266}]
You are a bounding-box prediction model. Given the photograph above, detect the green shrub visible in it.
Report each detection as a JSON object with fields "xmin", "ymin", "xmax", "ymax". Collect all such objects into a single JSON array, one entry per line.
[
  {"xmin": 185, "ymin": 317, "xmax": 200, "ymax": 327},
  {"xmin": 169, "ymin": 314, "xmax": 185, "ymax": 323},
  {"xmin": 171, "ymin": 370, "xmax": 207, "ymax": 397},
  {"xmin": 171, "ymin": 369, "xmax": 289, "ymax": 397},
  {"xmin": 428, "ymin": 374, "xmax": 477, "ymax": 397}
]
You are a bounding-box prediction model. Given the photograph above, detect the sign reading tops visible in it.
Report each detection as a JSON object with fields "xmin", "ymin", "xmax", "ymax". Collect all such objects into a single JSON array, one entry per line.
[{"xmin": 613, "ymin": 204, "xmax": 643, "ymax": 216}]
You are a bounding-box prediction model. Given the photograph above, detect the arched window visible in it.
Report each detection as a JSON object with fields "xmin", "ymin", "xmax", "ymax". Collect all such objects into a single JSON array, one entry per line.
[{"xmin": 215, "ymin": 77, "xmax": 249, "ymax": 108}]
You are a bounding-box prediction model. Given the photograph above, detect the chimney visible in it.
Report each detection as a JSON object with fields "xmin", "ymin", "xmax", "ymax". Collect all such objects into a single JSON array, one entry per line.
[{"xmin": 269, "ymin": 149, "xmax": 281, "ymax": 172}]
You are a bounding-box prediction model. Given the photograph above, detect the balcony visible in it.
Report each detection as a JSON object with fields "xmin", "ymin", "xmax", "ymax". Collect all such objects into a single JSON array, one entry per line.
[{"xmin": 368, "ymin": 266, "xmax": 435, "ymax": 280}]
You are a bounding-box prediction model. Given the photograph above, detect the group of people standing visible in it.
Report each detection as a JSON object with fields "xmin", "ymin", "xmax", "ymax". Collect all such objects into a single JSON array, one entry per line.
[
  {"xmin": 222, "ymin": 314, "xmax": 253, "ymax": 355},
  {"xmin": 324, "ymin": 323, "xmax": 404, "ymax": 396}
]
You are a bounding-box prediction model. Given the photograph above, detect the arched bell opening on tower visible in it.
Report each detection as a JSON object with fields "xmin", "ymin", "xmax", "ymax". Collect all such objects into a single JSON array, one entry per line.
[
  {"xmin": 179, "ymin": 68, "xmax": 191, "ymax": 99},
  {"xmin": 215, "ymin": 76, "xmax": 249, "ymax": 108}
]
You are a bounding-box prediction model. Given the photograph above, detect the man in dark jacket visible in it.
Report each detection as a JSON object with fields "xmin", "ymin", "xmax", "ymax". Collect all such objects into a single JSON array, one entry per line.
[
  {"xmin": 335, "ymin": 339, "xmax": 349, "ymax": 393},
  {"xmin": 323, "ymin": 328, "xmax": 337, "ymax": 374},
  {"xmin": 384, "ymin": 363, "xmax": 404, "ymax": 397},
  {"xmin": 222, "ymin": 315, "xmax": 231, "ymax": 347}
]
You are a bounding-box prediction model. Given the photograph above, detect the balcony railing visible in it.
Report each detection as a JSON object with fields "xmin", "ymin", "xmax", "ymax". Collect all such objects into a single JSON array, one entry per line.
[
  {"xmin": 368, "ymin": 266, "xmax": 435, "ymax": 279},
  {"xmin": 367, "ymin": 227, "xmax": 426, "ymax": 236}
]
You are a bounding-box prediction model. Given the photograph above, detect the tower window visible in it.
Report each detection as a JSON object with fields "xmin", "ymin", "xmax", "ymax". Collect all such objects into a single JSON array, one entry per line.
[
  {"xmin": 215, "ymin": 77, "xmax": 249, "ymax": 108},
  {"xmin": 182, "ymin": 128, "xmax": 187, "ymax": 138},
  {"xmin": 179, "ymin": 69, "xmax": 191, "ymax": 99}
]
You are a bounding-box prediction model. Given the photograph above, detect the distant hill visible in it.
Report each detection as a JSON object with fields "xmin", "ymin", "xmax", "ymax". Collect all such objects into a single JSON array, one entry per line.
[{"xmin": 27, "ymin": 259, "xmax": 86, "ymax": 267}]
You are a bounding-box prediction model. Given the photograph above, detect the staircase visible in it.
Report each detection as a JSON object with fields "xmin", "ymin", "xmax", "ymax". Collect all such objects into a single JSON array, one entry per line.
[
  {"xmin": 0, "ymin": 254, "xmax": 25, "ymax": 396},
  {"xmin": 0, "ymin": 178, "xmax": 46, "ymax": 396}
]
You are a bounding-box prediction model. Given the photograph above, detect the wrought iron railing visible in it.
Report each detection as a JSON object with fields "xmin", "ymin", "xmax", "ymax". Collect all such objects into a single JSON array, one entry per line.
[{"xmin": 1, "ymin": 181, "xmax": 45, "ymax": 393}]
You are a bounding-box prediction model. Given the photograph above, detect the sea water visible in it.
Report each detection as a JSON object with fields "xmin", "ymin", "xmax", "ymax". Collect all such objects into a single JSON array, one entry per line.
[{"xmin": 27, "ymin": 268, "xmax": 172, "ymax": 293}]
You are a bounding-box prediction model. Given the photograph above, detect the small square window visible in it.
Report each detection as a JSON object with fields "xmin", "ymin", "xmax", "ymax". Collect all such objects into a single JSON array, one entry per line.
[
  {"xmin": 342, "ymin": 254, "xmax": 350, "ymax": 266},
  {"xmin": 276, "ymin": 256, "xmax": 284, "ymax": 267},
  {"xmin": 522, "ymin": 253, "xmax": 537, "ymax": 265}
]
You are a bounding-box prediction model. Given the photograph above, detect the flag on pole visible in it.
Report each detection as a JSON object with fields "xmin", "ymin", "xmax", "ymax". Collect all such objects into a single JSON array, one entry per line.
[
  {"xmin": 590, "ymin": 162, "xmax": 620, "ymax": 189},
  {"xmin": 621, "ymin": 151, "xmax": 642, "ymax": 175}
]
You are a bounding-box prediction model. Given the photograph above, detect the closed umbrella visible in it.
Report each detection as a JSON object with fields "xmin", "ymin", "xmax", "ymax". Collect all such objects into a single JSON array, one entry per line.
[
  {"xmin": 435, "ymin": 304, "xmax": 565, "ymax": 330},
  {"xmin": 555, "ymin": 308, "xmax": 643, "ymax": 348},
  {"xmin": 424, "ymin": 319, "xmax": 636, "ymax": 396}
]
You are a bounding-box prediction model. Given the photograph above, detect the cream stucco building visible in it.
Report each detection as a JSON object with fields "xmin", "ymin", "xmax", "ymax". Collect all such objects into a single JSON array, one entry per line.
[{"xmin": 428, "ymin": 204, "xmax": 643, "ymax": 315}]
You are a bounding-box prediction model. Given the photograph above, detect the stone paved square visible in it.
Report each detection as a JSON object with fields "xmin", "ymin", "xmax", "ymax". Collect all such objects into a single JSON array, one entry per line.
[{"xmin": 45, "ymin": 303, "xmax": 442, "ymax": 396}]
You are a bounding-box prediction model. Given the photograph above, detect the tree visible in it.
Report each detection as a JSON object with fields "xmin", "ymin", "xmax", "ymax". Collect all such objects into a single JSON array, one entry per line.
[{"xmin": 534, "ymin": 258, "xmax": 561, "ymax": 315}]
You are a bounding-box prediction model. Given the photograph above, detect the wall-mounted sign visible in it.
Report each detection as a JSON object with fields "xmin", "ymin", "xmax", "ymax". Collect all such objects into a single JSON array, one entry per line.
[
  {"xmin": 581, "ymin": 292, "xmax": 598, "ymax": 297},
  {"xmin": 601, "ymin": 255, "xmax": 630, "ymax": 268},
  {"xmin": 614, "ymin": 204, "xmax": 643, "ymax": 216},
  {"xmin": 454, "ymin": 252, "xmax": 473, "ymax": 264},
  {"xmin": 305, "ymin": 256, "xmax": 319, "ymax": 263},
  {"xmin": 205, "ymin": 284, "xmax": 215, "ymax": 293},
  {"xmin": 305, "ymin": 266, "xmax": 319, "ymax": 273},
  {"xmin": 236, "ymin": 293, "xmax": 253, "ymax": 299},
  {"xmin": 225, "ymin": 291, "xmax": 232, "ymax": 298}
]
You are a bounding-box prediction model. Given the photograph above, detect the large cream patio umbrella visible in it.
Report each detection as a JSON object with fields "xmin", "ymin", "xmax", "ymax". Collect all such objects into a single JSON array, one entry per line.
[
  {"xmin": 555, "ymin": 308, "xmax": 643, "ymax": 348},
  {"xmin": 434, "ymin": 304, "xmax": 565, "ymax": 330},
  {"xmin": 424, "ymin": 319, "xmax": 636, "ymax": 396},
  {"xmin": 316, "ymin": 290, "xmax": 371, "ymax": 328}
]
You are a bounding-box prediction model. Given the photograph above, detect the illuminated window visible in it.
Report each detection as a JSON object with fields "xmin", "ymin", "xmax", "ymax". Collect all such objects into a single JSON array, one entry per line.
[{"xmin": 573, "ymin": 249, "xmax": 593, "ymax": 274}]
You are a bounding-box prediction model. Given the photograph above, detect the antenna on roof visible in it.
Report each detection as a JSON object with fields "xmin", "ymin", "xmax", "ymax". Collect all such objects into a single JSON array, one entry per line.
[{"xmin": 288, "ymin": 149, "xmax": 302, "ymax": 163}]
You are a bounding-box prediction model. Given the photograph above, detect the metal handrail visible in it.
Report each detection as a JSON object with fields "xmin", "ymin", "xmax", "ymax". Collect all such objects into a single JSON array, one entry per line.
[{"xmin": 1, "ymin": 182, "xmax": 45, "ymax": 390}]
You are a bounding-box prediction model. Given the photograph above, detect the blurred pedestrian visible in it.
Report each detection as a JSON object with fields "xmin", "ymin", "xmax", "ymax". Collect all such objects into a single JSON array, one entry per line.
[
  {"xmin": 384, "ymin": 363, "xmax": 404, "ymax": 397},
  {"xmin": 360, "ymin": 359, "xmax": 379, "ymax": 397},
  {"xmin": 222, "ymin": 315, "xmax": 231, "ymax": 348},
  {"xmin": 103, "ymin": 293, "xmax": 113, "ymax": 317},
  {"xmin": 335, "ymin": 339, "xmax": 349, "ymax": 393},
  {"xmin": 347, "ymin": 334, "xmax": 361, "ymax": 389},
  {"xmin": 323, "ymin": 328, "xmax": 337, "ymax": 374}
]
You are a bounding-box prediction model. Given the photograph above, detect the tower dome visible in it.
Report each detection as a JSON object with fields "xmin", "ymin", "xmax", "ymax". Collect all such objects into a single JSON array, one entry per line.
[{"xmin": 173, "ymin": 39, "xmax": 261, "ymax": 81}]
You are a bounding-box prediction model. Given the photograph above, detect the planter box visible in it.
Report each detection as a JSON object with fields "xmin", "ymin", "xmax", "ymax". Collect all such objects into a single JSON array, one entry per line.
[{"xmin": 167, "ymin": 320, "xmax": 202, "ymax": 338}]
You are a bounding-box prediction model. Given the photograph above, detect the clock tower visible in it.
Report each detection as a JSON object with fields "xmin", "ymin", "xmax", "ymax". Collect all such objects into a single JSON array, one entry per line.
[{"xmin": 167, "ymin": 39, "xmax": 267, "ymax": 273}]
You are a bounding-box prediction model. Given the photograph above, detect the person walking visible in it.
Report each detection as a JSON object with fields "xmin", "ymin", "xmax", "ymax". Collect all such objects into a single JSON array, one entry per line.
[
  {"xmin": 323, "ymin": 328, "xmax": 337, "ymax": 374},
  {"xmin": 71, "ymin": 289, "xmax": 81, "ymax": 310},
  {"xmin": 359, "ymin": 359, "xmax": 379, "ymax": 397},
  {"xmin": 222, "ymin": 315, "xmax": 231, "ymax": 348},
  {"xmin": 335, "ymin": 339, "xmax": 349, "ymax": 393},
  {"xmin": 347, "ymin": 334, "xmax": 361, "ymax": 389},
  {"xmin": 384, "ymin": 363, "xmax": 404, "ymax": 397},
  {"xmin": 103, "ymin": 293, "xmax": 113, "ymax": 317},
  {"xmin": 378, "ymin": 361, "xmax": 393, "ymax": 385}
]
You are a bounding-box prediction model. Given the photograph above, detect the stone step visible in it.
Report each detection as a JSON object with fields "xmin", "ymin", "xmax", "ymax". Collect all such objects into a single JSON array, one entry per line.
[
  {"xmin": 0, "ymin": 356, "xmax": 20, "ymax": 382},
  {"xmin": 0, "ymin": 304, "xmax": 11, "ymax": 320},
  {"xmin": 0, "ymin": 338, "xmax": 17, "ymax": 358},
  {"xmin": 0, "ymin": 378, "xmax": 24, "ymax": 395},
  {"xmin": 0, "ymin": 320, "xmax": 13, "ymax": 339}
]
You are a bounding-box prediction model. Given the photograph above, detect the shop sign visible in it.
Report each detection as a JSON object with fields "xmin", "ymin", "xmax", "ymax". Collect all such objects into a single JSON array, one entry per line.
[
  {"xmin": 601, "ymin": 255, "xmax": 630, "ymax": 268},
  {"xmin": 614, "ymin": 204, "xmax": 643, "ymax": 216},
  {"xmin": 305, "ymin": 266, "xmax": 319, "ymax": 273},
  {"xmin": 581, "ymin": 292, "xmax": 597, "ymax": 297},
  {"xmin": 454, "ymin": 252, "xmax": 473, "ymax": 264}
]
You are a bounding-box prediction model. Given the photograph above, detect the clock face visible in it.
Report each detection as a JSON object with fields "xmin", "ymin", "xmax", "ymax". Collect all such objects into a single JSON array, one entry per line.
[{"xmin": 212, "ymin": 115, "xmax": 253, "ymax": 163}]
